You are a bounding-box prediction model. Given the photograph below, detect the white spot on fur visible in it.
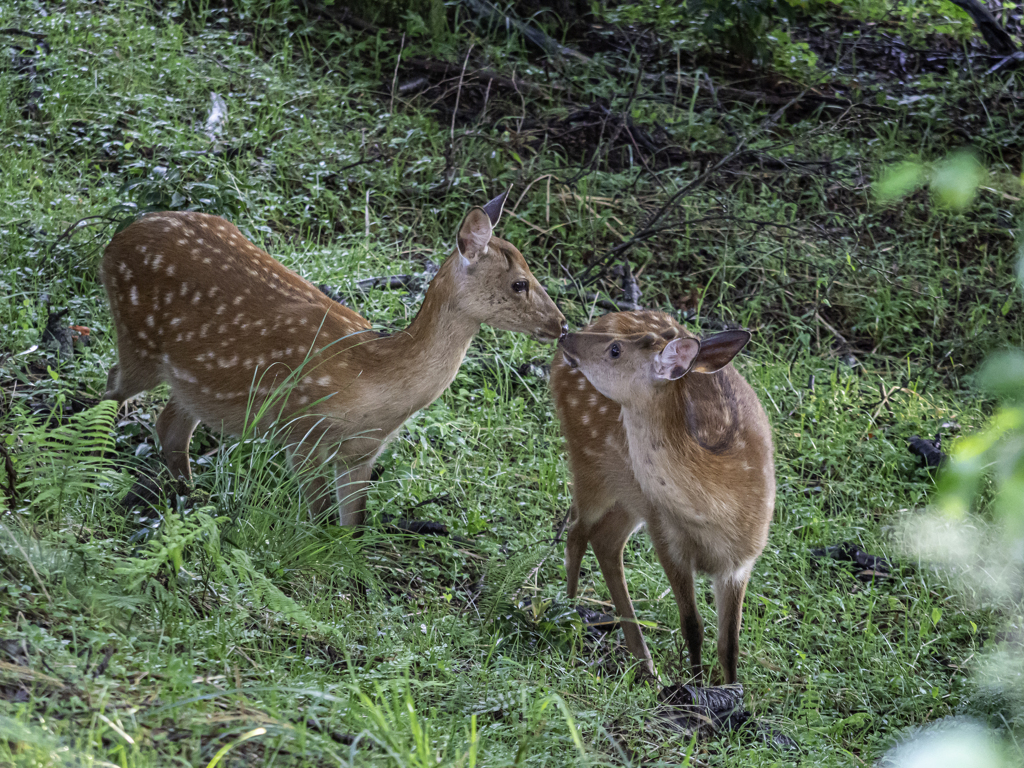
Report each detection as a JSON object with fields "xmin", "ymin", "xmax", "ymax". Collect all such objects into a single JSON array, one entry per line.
[
  {"xmin": 172, "ymin": 366, "xmax": 198, "ymax": 384},
  {"xmin": 129, "ymin": 286, "xmax": 139, "ymax": 305}
]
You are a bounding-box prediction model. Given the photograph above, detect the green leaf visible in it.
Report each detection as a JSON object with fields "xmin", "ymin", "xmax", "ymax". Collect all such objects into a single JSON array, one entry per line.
[
  {"xmin": 930, "ymin": 150, "xmax": 985, "ymax": 211},
  {"xmin": 875, "ymin": 161, "xmax": 924, "ymax": 202}
]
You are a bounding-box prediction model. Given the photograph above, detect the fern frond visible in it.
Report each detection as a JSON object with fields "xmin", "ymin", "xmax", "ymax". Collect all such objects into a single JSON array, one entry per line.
[
  {"xmin": 15, "ymin": 400, "xmax": 125, "ymax": 517},
  {"xmin": 479, "ymin": 548, "xmax": 550, "ymax": 623},
  {"xmin": 116, "ymin": 507, "xmax": 225, "ymax": 591},
  {"xmin": 228, "ymin": 549, "xmax": 346, "ymax": 643}
]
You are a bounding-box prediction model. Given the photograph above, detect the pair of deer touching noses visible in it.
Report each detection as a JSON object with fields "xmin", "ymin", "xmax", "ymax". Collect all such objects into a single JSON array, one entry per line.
[{"xmin": 101, "ymin": 191, "xmax": 774, "ymax": 685}]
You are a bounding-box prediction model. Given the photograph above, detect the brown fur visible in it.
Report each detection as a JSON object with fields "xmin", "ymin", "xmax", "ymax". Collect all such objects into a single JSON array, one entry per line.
[
  {"xmin": 550, "ymin": 311, "xmax": 774, "ymax": 683},
  {"xmin": 101, "ymin": 200, "xmax": 566, "ymax": 525}
]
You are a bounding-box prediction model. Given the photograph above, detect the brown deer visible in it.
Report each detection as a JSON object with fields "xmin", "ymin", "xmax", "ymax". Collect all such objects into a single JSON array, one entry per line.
[
  {"xmin": 101, "ymin": 191, "xmax": 567, "ymax": 525},
  {"xmin": 550, "ymin": 311, "xmax": 774, "ymax": 683}
]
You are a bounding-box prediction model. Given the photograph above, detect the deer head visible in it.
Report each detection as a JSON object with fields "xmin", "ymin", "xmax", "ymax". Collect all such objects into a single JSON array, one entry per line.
[
  {"xmin": 448, "ymin": 189, "xmax": 567, "ymax": 342},
  {"xmin": 559, "ymin": 328, "xmax": 751, "ymax": 405}
]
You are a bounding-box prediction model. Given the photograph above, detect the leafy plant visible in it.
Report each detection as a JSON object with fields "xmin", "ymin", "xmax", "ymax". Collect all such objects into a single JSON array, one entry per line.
[{"xmin": 14, "ymin": 400, "xmax": 124, "ymax": 520}]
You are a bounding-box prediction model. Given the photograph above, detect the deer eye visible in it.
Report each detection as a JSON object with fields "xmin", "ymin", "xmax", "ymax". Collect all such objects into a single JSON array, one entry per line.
[
  {"xmin": 512, "ymin": 280, "xmax": 528, "ymax": 293},
  {"xmin": 609, "ymin": 343, "xmax": 621, "ymax": 359}
]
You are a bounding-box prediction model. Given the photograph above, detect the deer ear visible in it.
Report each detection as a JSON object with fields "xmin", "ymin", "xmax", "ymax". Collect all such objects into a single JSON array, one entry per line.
[
  {"xmin": 482, "ymin": 187, "xmax": 511, "ymax": 227},
  {"xmin": 692, "ymin": 330, "xmax": 751, "ymax": 373},
  {"xmin": 653, "ymin": 338, "xmax": 700, "ymax": 381},
  {"xmin": 456, "ymin": 207, "xmax": 493, "ymax": 263}
]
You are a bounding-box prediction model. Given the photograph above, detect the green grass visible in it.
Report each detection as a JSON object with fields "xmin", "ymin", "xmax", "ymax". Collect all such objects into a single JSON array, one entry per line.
[{"xmin": 2, "ymin": 0, "xmax": 1023, "ymax": 765}]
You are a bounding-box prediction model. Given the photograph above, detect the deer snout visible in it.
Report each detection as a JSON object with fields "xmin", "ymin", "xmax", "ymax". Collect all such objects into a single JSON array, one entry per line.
[
  {"xmin": 559, "ymin": 334, "xmax": 580, "ymax": 368},
  {"xmin": 534, "ymin": 310, "xmax": 568, "ymax": 343}
]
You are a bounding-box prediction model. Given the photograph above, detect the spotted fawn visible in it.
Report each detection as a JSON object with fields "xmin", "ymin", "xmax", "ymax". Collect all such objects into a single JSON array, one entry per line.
[
  {"xmin": 551, "ymin": 311, "xmax": 774, "ymax": 683},
  {"xmin": 101, "ymin": 191, "xmax": 567, "ymax": 525}
]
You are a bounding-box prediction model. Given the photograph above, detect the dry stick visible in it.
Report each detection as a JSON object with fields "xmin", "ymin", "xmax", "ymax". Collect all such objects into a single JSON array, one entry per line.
[
  {"xmin": 389, "ymin": 33, "xmax": 406, "ymax": 114},
  {"xmin": 403, "ymin": 57, "xmax": 553, "ymax": 97},
  {"xmin": 577, "ymin": 91, "xmax": 806, "ymax": 286},
  {"xmin": 512, "ymin": 173, "xmax": 556, "ymax": 214},
  {"xmin": 451, "ymin": 44, "xmax": 473, "ymax": 144}
]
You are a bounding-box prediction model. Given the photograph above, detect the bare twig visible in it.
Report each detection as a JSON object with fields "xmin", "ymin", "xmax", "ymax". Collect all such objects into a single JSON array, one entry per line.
[
  {"xmin": 577, "ymin": 92, "xmax": 806, "ymax": 286},
  {"xmin": 451, "ymin": 44, "xmax": 473, "ymax": 143},
  {"xmin": 389, "ymin": 33, "xmax": 406, "ymax": 114}
]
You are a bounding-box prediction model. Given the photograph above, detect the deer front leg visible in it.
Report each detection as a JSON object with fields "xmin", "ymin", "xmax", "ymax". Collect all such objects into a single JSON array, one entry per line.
[
  {"xmin": 648, "ymin": 521, "xmax": 704, "ymax": 684},
  {"xmin": 713, "ymin": 569, "xmax": 751, "ymax": 685},
  {"xmin": 584, "ymin": 503, "xmax": 655, "ymax": 676}
]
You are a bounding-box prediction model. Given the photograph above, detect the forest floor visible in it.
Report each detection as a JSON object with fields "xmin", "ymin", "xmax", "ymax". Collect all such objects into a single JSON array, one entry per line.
[{"xmin": 1, "ymin": 0, "xmax": 1023, "ymax": 765}]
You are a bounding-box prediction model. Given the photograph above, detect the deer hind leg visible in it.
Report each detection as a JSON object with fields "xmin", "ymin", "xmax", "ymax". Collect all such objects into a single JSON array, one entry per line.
[
  {"xmin": 156, "ymin": 396, "xmax": 200, "ymax": 481},
  {"xmin": 334, "ymin": 461, "xmax": 372, "ymax": 527},
  {"xmin": 585, "ymin": 503, "xmax": 654, "ymax": 675},
  {"xmin": 713, "ymin": 569, "xmax": 750, "ymax": 685}
]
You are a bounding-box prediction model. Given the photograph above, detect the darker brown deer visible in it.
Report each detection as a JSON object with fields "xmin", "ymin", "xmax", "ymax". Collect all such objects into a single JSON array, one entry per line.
[
  {"xmin": 551, "ymin": 311, "xmax": 774, "ymax": 683},
  {"xmin": 101, "ymin": 191, "xmax": 567, "ymax": 525}
]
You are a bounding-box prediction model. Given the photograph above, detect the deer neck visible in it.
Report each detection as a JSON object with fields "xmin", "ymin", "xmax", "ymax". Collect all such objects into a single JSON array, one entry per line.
[{"xmin": 351, "ymin": 257, "xmax": 479, "ymax": 417}]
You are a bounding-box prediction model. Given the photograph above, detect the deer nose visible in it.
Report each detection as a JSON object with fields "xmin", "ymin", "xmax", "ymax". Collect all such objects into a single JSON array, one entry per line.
[{"xmin": 558, "ymin": 320, "xmax": 568, "ymax": 340}]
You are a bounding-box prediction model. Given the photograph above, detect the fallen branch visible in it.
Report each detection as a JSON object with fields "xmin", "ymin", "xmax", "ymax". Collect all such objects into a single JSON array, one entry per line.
[
  {"xmin": 461, "ymin": 0, "xmax": 588, "ymax": 63},
  {"xmin": 403, "ymin": 56, "xmax": 555, "ymax": 97},
  {"xmin": 947, "ymin": 0, "xmax": 1018, "ymax": 55}
]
